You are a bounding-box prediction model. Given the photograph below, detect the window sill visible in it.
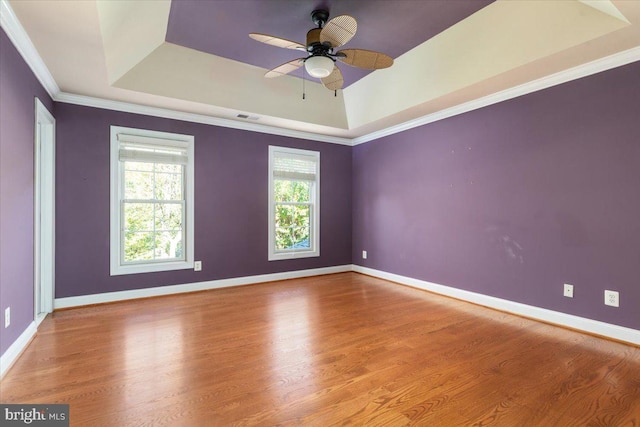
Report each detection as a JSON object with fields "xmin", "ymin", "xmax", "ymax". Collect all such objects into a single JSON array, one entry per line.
[
  {"xmin": 268, "ymin": 250, "xmax": 320, "ymax": 261},
  {"xmin": 110, "ymin": 260, "xmax": 194, "ymax": 276}
]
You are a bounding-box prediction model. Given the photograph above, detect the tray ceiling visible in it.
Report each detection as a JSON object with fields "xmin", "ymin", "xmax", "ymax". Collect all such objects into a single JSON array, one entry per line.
[{"xmin": 5, "ymin": 0, "xmax": 640, "ymax": 141}]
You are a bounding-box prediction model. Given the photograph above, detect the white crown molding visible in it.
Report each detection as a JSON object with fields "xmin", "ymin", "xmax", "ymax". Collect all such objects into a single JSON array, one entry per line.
[
  {"xmin": 54, "ymin": 265, "xmax": 352, "ymax": 309},
  {"xmin": 0, "ymin": 321, "xmax": 36, "ymax": 378},
  {"xmin": 0, "ymin": 0, "xmax": 351, "ymax": 146},
  {"xmin": 57, "ymin": 46, "xmax": 640, "ymax": 146},
  {"xmin": 352, "ymin": 46, "xmax": 640, "ymax": 145},
  {"xmin": 54, "ymin": 92, "xmax": 353, "ymax": 146},
  {"xmin": 0, "ymin": 0, "xmax": 59, "ymax": 98},
  {"xmin": 353, "ymin": 265, "xmax": 640, "ymax": 346}
]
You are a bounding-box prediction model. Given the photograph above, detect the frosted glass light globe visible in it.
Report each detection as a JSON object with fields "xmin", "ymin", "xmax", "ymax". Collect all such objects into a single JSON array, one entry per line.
[{"xmin": 304, "ymin": 56, "xmax": 334, "ymax": 78}]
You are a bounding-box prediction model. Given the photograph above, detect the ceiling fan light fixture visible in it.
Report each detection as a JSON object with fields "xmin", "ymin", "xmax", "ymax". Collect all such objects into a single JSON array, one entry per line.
[
  {"xmin": 250, "ymin": 10, "xmax": 393, "ymax": 91},
  {"xmin": 304, "ymin": 55, "xmax": 334, "ymax": 78}
]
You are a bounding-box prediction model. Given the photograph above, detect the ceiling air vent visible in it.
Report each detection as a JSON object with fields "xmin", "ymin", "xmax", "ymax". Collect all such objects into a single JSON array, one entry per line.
[{"xmin": 236, "ymin": 114, "xmax": 259, "ymax": 120}]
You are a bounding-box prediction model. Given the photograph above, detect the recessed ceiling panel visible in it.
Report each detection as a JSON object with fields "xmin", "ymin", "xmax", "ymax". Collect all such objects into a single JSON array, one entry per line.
[
  {"xmin": 8, "ymin": 0, "xmax": 640, "ymax": 140},
  {"xmin": 165, "ymin": 0, "xmax": 494, "ymax": 88}
]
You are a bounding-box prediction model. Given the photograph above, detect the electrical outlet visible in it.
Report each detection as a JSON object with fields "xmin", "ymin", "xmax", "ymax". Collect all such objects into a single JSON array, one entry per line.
[
  {"xmin": 563, "ymin": 283, "xmax": 574, "ymax": 298},
  {"xmin": 362, "ymin": 250, "xmax": 367, "ymax": 259},
  {"xmin": 194, "ymin": 261, "xmax": 202, "ymax": 272},
  {"xmin": 604, "ymin": 290, "xmax": 619, "ymax": 307},
  {"xmin": 4, "ymin": 307, "xmax": 10, "ymax": 328}
]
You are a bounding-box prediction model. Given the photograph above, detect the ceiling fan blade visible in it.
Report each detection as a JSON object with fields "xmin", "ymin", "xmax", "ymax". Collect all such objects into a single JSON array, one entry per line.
[
  {"xmin": 320, "ymin": 65, "xmax": 344, "ymax": 91},
  {"xmin": 320, "ymin": 15, "xmax": 357, "ymax": 48},
  {"xmin": 336, "ymin": 49, "xmax": 394, "ymax": 70},
  {"xmin": 264, "ymin": 58, "xmax": 305, "ymax": 78},
  {"xmin": 249, "ymin": 33, "xmax": 305, "ymax": 50}
]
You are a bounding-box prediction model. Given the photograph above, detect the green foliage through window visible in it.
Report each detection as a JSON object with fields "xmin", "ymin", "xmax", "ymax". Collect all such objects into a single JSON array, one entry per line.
[
  {"xmin": 122, "ymin": 161, "xmax": 185, "ymax": 263},
  {"xmin": 274, "ymin": 179, "xmax": 311, "ymax": 250}
]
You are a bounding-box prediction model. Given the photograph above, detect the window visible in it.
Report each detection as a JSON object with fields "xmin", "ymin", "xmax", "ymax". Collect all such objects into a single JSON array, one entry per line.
[
  {"xmin": 110, "ymin": 126, "xmax": 194, "ymax": 275},
  {"xmin": 268, "ymin": 146, "xmax": 320, "ymax": 261}
]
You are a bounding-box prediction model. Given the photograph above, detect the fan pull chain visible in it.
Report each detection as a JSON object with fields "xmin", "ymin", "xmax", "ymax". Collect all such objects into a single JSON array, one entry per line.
[
  {"xmin": 302, "ymin": 69, "xmax": 306, "ymax": 100},
  {"xmin": 335, "ymin": 90, "xmax": 337, "ymax": 97}
]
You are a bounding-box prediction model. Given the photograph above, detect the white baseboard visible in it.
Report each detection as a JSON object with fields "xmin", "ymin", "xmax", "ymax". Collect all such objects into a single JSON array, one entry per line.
[
  {"xmin": 0, "ymin": 321, "xmax": 37, "ymax": 378},
  {"xmin": 54, "ymin": 265, "xmax": 352, "ymax": 309},
  {"xmin": 4, "ymin": 263, "xmax": 636, "ymax": 379},
  {"xmin": 353, "ymin": 265, "xmax": 640, "ymax": 346}
]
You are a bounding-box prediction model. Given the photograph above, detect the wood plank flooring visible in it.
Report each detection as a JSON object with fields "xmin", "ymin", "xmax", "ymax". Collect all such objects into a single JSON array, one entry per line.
[{"xmin": 1, "ymin": 272, "xmax": 639, "ymax": 426}]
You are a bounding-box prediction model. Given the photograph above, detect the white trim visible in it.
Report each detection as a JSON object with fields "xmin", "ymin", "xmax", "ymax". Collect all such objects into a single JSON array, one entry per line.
[
  {"xmin": 351, "ymin": 47, "xmax": 640, "ymax": 145},
  {"xmin": 52, "ymin": 264, "xmax": 640, "ymax": 346},
  {"xmin": 34, "ymin": 98, "xmax": 55, "ymax": 319},
  {"xmin": 54, "ymin": 46, "xmax": 640, "ymax": 147},
  {"xmin": 4, "ymin": 263, "xmax": 632, "ymax": 378},
  {"xmin": 0, "ymin": 321, "xmax": 36, "ymax": 378},
  {"xmin": 35, "ymin": 312, "xmax": 47, "ymax": 328},
  {"xmin": 0, "ymin": 0, "xmax": 59, "ymax": 98},
  {"xmin": 268, "ymin": 146, "xmax": 321, "ymax": 261},
  {"xmin": 56, "ymin": 92, "xmax": 353, "ymax": 146},
  {"xmin": 352, "ymin": 265, "xmax": 640, "ymax": 346},
  {"xmin": 109, "ymin": 125, "xmax": 195, "ymax": 276},
  {"xmin": 54, "ymin": 265, "xmax": 352, "ymax": 309},
  {"xmin": 2, "ymin": 0, "xmax": 639, "ymax": 146}
]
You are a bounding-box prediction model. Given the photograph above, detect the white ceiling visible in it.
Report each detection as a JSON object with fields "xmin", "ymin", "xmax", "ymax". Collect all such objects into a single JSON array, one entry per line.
[{"xmin": 3, "ymin": 0, "xmax": 640, "ymax": 144}]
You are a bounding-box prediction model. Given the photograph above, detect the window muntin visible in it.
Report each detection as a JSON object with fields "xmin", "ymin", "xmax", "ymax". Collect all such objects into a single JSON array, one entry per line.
[
  {"xmin": 110, "ymin": 126, "xmax": 194, "ymax": 275},
  {"xmin": 269, "ymin": 146, "xmax": 319, "ymax": 260}
]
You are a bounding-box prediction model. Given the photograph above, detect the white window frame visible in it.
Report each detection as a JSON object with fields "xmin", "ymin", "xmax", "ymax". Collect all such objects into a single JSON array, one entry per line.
[
  {"xmin": 110, "ymin": 126, "xmax": 194, "ymax": 275},
  {"xmin": 268, "ymin": 145, "xmax": 320, "ymax": 261}
]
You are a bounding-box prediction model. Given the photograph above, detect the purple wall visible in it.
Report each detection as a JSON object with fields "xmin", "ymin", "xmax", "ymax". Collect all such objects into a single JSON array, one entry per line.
[
  {"xmin": 353, "ymin": 61, "xmax": 640, "ymax": 330},
  {"xmin": 54, "ymin": 103, "xmax": 352, "ymax": 298},
  {"xmin": 3, "ymin": 21, "xmax": 638, "ymax": 360},
  {"xmin": 0, "ymin": 28, "xmax": 54, "ymax": 355}
]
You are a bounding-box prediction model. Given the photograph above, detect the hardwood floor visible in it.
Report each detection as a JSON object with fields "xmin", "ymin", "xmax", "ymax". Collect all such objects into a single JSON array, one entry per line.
[{"xmin": 2, "ymin": 272, "xmax": 639, "ymax": 426}]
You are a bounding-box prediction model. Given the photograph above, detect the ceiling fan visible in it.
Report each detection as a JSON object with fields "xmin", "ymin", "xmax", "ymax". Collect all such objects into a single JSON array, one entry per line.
[{"xmin": 249, "ymin": 9, "xmax": 394, "ymax": 91}]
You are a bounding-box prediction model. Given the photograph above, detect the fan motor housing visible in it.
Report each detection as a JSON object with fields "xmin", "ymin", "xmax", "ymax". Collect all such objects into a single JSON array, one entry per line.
[{"xmin": 306, "ymin": 28, "xmax": 333, "ymax": 57}]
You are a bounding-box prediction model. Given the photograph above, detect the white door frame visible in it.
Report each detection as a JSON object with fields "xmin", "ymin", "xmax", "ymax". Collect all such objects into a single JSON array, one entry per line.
[{"xmin": 34, "ymin": 98, "xmax": 55, "ymax": 325}]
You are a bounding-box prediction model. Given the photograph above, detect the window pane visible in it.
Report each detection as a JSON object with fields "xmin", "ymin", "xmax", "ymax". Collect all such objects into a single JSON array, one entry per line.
[
  {"xmin": 292, "ymin": 181, "xmax": 311, "ymax": 202},
  {"xmin": 275, "ymin": 204, "xmax": 310, "ymax": 228},
  {"xmin": 154, "ymin": 203, "xmax": 183, "ymax": 231},
  {"xmin": 274, "ymin": 180, "xmax": 310, "ymax": 203},
  {"xmin": 124, "ymin": 231, "xmax": 154, "ymax": 262},
  {"xmin": 154, "ymin": 171, "xmax": 183, "ymax": 200},
  {"xmin": 275, "ymin": 227, "xmax": 293, "ymax": 250},
  {"xmin": 156, "ymin": 163, "xmax": 182, "ymax": 173},
  {"xmin": 125, "ymin": 161, "xmax": 153, "ymax": 172},
  {"xmin": 293, "ymin": 205, "xmax": 310, "ymax": 227},
  {"xmin": 112, "ymin": 126, "xmax": 194, "ymax": 274},
  {"xmin": 124, "ymin": 170, "xmax": 153, "ymax": 199},
  {"xmin": 291, "ymin": 227, "xmax": 310, "ymax": 248},
  {"xmin": 154, "ymin": 230, "xmax": 183, "ymax": 260},
  {"xmin": 274, "ymin": 226, "xmax": 310, "ymax": 251},
  {"xmin": 123, "ymin": 202, "xmax": 153, "ymax": 231},
  {"xmin": 274, "ymin": 180, "xmax": 287, "ymax": 202},
  {"xmin": 268, "ymin": 147, "xmax": 319, "ymax": 260},
  {"xmin": 275, "ymin": 205, "xmax": 293, "ymax": 228}
]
